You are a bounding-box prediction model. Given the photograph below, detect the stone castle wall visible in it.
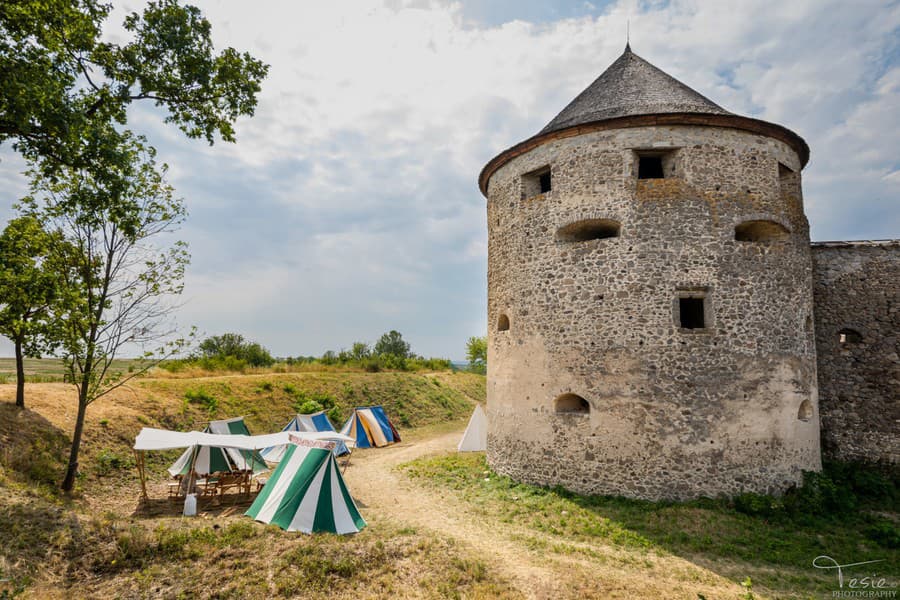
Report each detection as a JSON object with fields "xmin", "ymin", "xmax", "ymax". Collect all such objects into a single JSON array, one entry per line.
[
  {"xmin": 813, "ymin": 241, "xmax": 900, "ymax": 465},
  {"xmin": 485, "ymin": 124, "xmax": 821, "ymax": 500}
]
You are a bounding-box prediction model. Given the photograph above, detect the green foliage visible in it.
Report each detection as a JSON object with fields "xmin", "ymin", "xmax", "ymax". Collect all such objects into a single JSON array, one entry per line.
[
  {"xmin": 295, "ymin": 399, "xmax": 323, "ymax": 414},
  {"xmin": 0, "ymin": 217, "xmax": 77, "ymax": 407},
  {"xmin": 183, "ymin": 387, "xmax": 217, "ymax": 414},
  {"xmin": 374, "ymin": 330, "xmax": 411, "ymax": 358},
  {"xmin": 93, "ymin": 449, "xmax": 134, "ymax": 477},
  {"xmin": 0, "ymin": 0, "xmax": 268, "ymax": 172},
  {"xmin": 465, "ymin": 336, "xmax": 487, "ymax": 374},
  {"xmin": 733, "ymin": 461, "xmax": 898, "ymax": 522},
  {"xmin": 257, "ymin": 381, "xmax": 273, "ymax": 392},
  {"xmin": 197, "ymin": 333, "xmax": 275, "ymax": 367},
  {"xmin": 349, "ymin": 342, "xmax": 371, "ymax": 361},
  {"xmin": 291, "ymin": 389, "xmax": 336, "ymax": 415},
  {"xmin": 326, "ymin": 405, "xmax": 343, "ymax": 425}
]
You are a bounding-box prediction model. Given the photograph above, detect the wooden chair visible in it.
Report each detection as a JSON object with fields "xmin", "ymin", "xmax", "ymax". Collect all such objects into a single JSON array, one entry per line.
[{"xmin": 167, "ymin": 474, "xmax": 184, "ymax": 502}]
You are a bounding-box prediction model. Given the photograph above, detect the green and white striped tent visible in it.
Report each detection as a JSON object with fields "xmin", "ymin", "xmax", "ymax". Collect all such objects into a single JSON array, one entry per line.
[
  {"xmin": 245, "ymin": 439, "xmax": 365, "ymax": 534},
  {"xmin": 168, "ymin": 417, "xmax": 267, "ymax": 477}
]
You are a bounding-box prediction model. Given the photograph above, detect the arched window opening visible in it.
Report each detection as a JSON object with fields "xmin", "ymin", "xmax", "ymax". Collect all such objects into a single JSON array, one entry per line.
[
  {"xmin": 797, "ymin": 399, "xmax": 813, "ymax": 422},
  {"xmin": 554, "ymin": 393, "xmax": 590, "ymax": 415},
  {"xmin": 497, "ymin": 313, "xmax": 510, "ymax": 332},
  {"xmin": 838, "ymin": 328, "xmax": 862, "ymax": 344},
  {"xmin": 734, "ymin": 220, "xmax": 790, "ymax": 242},
  {"xmin": 556, "ymin": 219, "xmax": 621, "ymax": 243}
]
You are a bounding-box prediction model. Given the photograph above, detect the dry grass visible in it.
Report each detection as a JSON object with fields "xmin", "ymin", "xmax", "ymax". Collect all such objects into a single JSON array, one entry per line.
[
  {"xmin": 0, "ymin": 372, "xmax": 494, "ymax": 599},
  {"xmin": 4, "ymin": 372, "xmax": 893, "ymax": 599}
]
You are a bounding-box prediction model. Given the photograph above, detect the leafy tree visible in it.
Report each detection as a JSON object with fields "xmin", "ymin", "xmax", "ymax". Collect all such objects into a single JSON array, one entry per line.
[
  {"xmin": 374, "ymin": 330, "xmax": 411, "ymax": 358},
  {"xmin": 0, "ymin": 0, "xmax": 269, "ymax": 172},
  {"xmin": 21, "ymin": 134, "xmax": 192, "ymax": 492},
  {"xmin": 197, "ymin": 332, "xmax": 274, "ymax": 367},
  {"xmin": 0, "ymin": 217, "xmax": 73, "ymax": 407},
  {"xmin": 466, "ymin": 336, "xmax": 487, "ymax": 374},
  {"xmin": 198, "ymin": 332, "xmax": 246, "ymax": 359},
  {"xmin": 350, "ymin": 342, "xmax": 371, "ymax": 362}
]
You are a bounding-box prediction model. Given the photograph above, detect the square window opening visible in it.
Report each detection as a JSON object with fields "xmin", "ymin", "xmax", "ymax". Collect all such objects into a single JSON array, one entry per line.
[
  {"xmin": 679, "ymin": 297, "xmax": 705, "ymax": 329},
  {"xmin": 522, "ymin": 166, "xmax": 551, "ymax": 199},
  {"xmin": 638, "ymin": 156, "xmax": 664, "ymax": 179}
]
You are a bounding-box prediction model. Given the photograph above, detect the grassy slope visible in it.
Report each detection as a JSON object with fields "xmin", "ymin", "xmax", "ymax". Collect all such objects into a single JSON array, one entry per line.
[
  {"xmin": 0, "ymin": 370, "xmax": 502, "ymax": 599},
  {"xmin": 403, "ymin": 454, "xmax": 900, "ymax": 600}
]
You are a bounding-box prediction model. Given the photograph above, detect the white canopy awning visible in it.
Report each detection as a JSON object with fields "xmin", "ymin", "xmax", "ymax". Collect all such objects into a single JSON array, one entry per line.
[{"xmin": 133, "ymin": 427, "xmax": 355, "ymax": 451}]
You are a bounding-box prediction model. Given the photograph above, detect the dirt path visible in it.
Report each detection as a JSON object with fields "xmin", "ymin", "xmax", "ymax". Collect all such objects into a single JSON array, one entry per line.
[{"xmin": 343, "ymin": 427, "xmax": 565, "ymax": 599}]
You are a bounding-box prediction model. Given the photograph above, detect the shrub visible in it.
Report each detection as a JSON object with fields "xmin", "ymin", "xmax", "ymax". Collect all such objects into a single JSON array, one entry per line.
[
  {"xmin": 95, "ymin": 450, "xmax": 135, "ymax": 477},
  {"xmin": 866, "ymin": 520, "xmax": 900, "ymax": 549},
  {"xmin": 183, "ymin": 387, "xmax": 218, "ymax": 414},
  {"xmin": 327, "ymin": 406, "xmax": 343, "ymax": 425},
  {"xmin": 361, "ymin": 357, "xmax": 381, "ymax": 372},
  {"xmin": 296, "ymin": 399, "xmax": 323, "ymax": 414},
  {"xmin": 197, "ymin": 333, "xmax": 275, "ymax": 367},
  {"xmin": 733, "ymin": 492, "xmax": 783, "ymax": 518}
]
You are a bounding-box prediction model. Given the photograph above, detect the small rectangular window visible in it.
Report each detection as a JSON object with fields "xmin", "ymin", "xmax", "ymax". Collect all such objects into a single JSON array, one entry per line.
[
  {"xmin": 539, "ymin": 171, "xmax": 551, "ymax": 193},
  {"xmin": 638, "ymin": 156, "xmax": 664, "ymax": 179},
  {"xmin": 522, "ymin": 166, "xmax": 551, "ymax": 198},
  {"xmin": 679, "ymin": 297, "xmax": 705, "ymax": 329}
]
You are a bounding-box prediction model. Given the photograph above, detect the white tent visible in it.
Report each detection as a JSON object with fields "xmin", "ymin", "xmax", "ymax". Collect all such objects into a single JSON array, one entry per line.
[
  {"xmin": 133, "ymin": 427, "xmax": 354, "ymax": 501},
  {"xmin": 457, "ymin": 404, "xmax": 487, "ymax": 452},
  {"xmin": 261, "ymin": 412, "xmax": 350, "ymax": 462},
  {"xmin": 167, "ymin": 417, "xmax": 267, "ymax": 478},
  {"xmin": 134, "ymin": 428, "xmax": 353, "ymax": 452}
]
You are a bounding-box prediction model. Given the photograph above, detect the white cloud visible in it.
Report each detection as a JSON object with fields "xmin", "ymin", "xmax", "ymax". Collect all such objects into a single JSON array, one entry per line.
[{"xmin": 1, "ymin": 0, "xmax": 898, "ymax": 357}]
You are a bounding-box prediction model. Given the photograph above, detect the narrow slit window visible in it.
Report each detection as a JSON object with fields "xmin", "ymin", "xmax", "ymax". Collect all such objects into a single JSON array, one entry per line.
[
  {"xmin": 497, "ymin": 313, "xmax": 510, "ymax": 332},
  {"xmin": 638, "ymin": 156, "xmax": 664, "ymax": 179},
  {"xmin": 554, "ymin": 393, "xmax": 590, "ymax": 415},
  {"xmin": 679, "ymin": 297, "xmax": 705, "ymax": 329}
]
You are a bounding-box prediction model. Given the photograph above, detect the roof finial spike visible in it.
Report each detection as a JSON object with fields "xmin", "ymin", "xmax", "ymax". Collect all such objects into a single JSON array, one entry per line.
[{"xmin": 625, "ymin": 20, "xmax": 631, "ymax": 52}]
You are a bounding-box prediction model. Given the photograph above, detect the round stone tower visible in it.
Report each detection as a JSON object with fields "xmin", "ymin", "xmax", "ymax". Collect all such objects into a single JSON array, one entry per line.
[{"xmin": 479, "ymin": 46, "xmax": 821, "ymax": 500}]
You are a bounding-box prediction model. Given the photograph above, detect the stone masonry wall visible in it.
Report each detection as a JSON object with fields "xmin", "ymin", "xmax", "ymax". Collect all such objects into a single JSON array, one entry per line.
[
  {"xmin": 813, "ymin": 241, "xmax": 900, "ymax": 464},
  {"xmin": 485, "ymin": 125, "xmax": 821, "ymax": 501}
]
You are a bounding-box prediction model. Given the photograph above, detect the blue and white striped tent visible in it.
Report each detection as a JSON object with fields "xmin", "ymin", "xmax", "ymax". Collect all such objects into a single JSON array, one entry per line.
[{"xmin": 261, "ymin": 411, "xmax": 349, "ymax": 462}]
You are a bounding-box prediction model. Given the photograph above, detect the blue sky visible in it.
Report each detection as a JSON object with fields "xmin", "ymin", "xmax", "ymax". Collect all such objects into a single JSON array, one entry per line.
[{"xmin": 1, "ymin": 0, "xmax": 898, "ymax": 359}]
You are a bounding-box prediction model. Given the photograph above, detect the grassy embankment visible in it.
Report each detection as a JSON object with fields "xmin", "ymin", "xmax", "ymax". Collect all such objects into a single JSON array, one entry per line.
[
  {"xmin": 402, "ymin": 454, "xmax": 899, "ymax": 599},
  {"xmin": 0, "ymin": 368, "xmax": 513, "ymax": 599}
]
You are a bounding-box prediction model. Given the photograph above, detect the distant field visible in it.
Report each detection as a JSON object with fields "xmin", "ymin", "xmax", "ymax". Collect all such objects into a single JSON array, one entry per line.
[{"xmin": 0, "ymin": 357, "xmax": 140, "ymax": 382}]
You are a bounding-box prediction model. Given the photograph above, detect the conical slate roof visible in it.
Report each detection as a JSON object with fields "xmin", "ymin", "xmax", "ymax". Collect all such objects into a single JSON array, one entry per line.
[
  {"xmin": 539, "ymin": 45, "xmax": 731, "ymax": 135},
  {"xmin": 478, "ymin": 45, "xmax": 810, "ymax": 195}
]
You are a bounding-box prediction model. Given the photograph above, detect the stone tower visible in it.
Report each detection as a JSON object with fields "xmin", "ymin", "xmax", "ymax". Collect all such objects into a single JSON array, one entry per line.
[{"xmin": 479, "ymin": 46, "xmax": 821, "ymax": 500}]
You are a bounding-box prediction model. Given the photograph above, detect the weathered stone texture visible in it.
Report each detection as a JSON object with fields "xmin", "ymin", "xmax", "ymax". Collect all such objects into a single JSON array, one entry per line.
[
  {"xmin": 812, "ymin": 242, "xmax": 900, "ymax": 464},
  {"xmin": 485, "ymin": 125, "xmax": 821, "ymax": 501}
]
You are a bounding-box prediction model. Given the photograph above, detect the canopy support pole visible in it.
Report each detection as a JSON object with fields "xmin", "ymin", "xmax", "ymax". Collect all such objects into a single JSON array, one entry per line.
[
  {"xmin": 185, "ymin": 444, "xmax": 200, "ymax": 499},
  {"xmin": 135, "ymin": 449, "xmax": 148, "ymax": 503}
]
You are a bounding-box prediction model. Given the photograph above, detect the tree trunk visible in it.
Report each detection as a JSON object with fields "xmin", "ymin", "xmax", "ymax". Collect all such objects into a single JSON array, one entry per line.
[
  {"xmin": 61, "ymin": 384, "xmax": 89, "ymax": 492},
  {"xmin": 14, "ymin": 337, "xmax": 25, "ymax": 408}
]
